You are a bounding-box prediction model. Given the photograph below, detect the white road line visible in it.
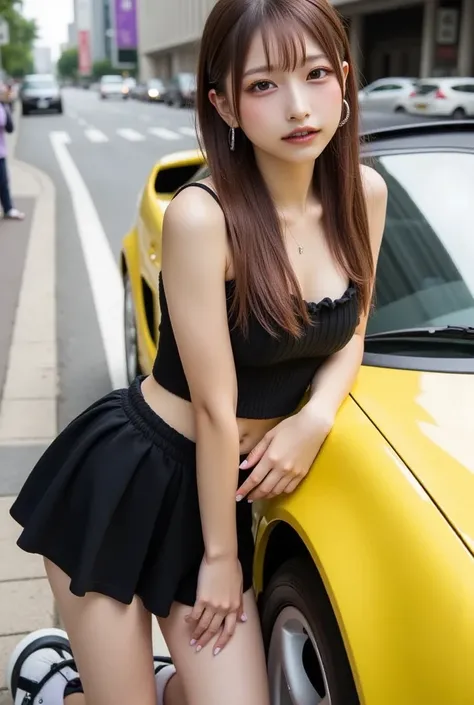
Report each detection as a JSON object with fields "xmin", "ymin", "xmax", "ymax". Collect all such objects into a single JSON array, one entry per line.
[
  {"xmin": 179, "ymin": 127, "xmax": 197, "ymax": 138},
  {"xmin": 50, "ymin": 131, "xmax": 126, "ymax": 390},
  {"xmin": 148, "ymin": 127, "xmax": 181, "ymax": 141},
  {"xmin": 85, "ymin": 128, "xmax": 109, "ymax": 143},
  {"xmin": 117, "ymin": 128, "xmax": 145, "ymax": 142}
]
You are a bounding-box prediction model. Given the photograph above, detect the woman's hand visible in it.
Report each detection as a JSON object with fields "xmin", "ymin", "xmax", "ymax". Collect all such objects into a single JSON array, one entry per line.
[
  {"xmin": 186, "ymin": 554, "xmax": 245, "ymax": 655},
  {"xmin": 236, "ymin": 407, "xmax": 334, "ymax": 502}
]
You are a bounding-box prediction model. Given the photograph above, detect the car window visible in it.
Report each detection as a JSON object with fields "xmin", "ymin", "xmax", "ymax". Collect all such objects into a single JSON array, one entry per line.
[
  {"xmin": 451, "ymin": 84, "xmax": 474, "ymax": 93},
  {"xmin": 367, "ymin": 151, "xmax": 474, "ymax": 334},
  {"xmin": 370, "ymin": 84, "xmax": 403, "ymax": 92},
  {"xmin": 415, "ymin": 83, "xmax": 439, "ymax": 95},
  {"xmin": 101, "ymin": 75, "xmax": 122, "ymax": 84},
  {"xmin": 23, "ymin": 77, "xmax": 57, "ymax": 90}
]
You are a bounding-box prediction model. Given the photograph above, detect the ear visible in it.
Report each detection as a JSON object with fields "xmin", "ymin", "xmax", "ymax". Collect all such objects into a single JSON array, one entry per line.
[
  {"xmin": 341, "ymin": 61, "xmax": 350, "ymax": 93},
  {"xmin": 208, "ymin": 88, "xmax": 238, "ymax": 128}
]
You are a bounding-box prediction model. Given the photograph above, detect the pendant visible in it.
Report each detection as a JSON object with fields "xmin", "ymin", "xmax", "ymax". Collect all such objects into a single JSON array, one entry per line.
[{"xmin": 298, "ymin": 246, "xmax": 304, "ymax": 255}]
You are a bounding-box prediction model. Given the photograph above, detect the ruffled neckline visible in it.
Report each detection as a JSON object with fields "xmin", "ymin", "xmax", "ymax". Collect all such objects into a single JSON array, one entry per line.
[{"xmin": 224, "ymin": 279, "xmax": 357, "ymax": 315}]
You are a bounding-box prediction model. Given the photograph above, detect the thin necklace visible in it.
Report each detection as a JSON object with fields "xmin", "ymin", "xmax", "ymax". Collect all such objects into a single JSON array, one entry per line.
[{"xmin": 289, "ymin": 231, "xmax": 304, "ymax": 255}]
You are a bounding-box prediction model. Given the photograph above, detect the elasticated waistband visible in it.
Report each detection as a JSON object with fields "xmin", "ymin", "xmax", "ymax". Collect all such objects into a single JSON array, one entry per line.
[{"xmin": 122, "ymin": 376, "xmax": 197, "ymax": 464}]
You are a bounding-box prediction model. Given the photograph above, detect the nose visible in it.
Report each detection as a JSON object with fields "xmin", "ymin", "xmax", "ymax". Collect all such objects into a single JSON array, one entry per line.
[{"xmin": 287, "ymin": 84, "xmax": 311, "ymax": 122}]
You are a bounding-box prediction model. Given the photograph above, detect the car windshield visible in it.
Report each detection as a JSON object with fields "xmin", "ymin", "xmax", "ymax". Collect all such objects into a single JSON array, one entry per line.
[
  {"xmin": 367, "ymin": 150, "xmax": 474, "ymax": 335},
  {"xmin": 149, "ymin": 79, "xmax": 164, "ymax": 88},
  {"xmin": 24, "ymin": 77, "xmax": 57, "ymax": 89},
  {"xmin": 102, "ymin": 76, "xmax": 122, "ymax": 84},
  {"xmin": 179, "ymin": 74, "xmax": 196, "ymax": 90}
]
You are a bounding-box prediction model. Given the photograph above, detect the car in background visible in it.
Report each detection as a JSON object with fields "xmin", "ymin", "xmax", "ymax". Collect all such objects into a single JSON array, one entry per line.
[
  {"xmin": 121, "ymin": 76, "xmax": 137, "ymax": 100},
  {"xmin": 99, "ymin": 74, "xmax": 124, "ymax": 100},
  {"xmin": 358, "ymin": 77, "xmax": 418, "ymax": 113},
  {"xmin": 163, "ymin": 72, "xmax": 197, "ymax": 108},
  {"xmin": 398, "ymin": 77, "xmax": 474, "ymax": 119},
  {"xmin": 121, "ymin": 121, "xmax": 474, "ymax": 704},
  {"xmin": 20, "ymin": 74, "xmax": 62, "ymax": 115},
  {"xmin": 133, "ymin": 78, "xmax": 166, "ymax": 102}
]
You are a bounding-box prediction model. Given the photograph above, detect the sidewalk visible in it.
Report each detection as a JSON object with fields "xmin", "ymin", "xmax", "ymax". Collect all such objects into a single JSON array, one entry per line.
[
  {"xmin": 0, "ymin": 107, "xmax": 58, "ymax": 701},
  {"xmin": 0, "ymin": 110, "xmax": 168, "ymax": 704}
]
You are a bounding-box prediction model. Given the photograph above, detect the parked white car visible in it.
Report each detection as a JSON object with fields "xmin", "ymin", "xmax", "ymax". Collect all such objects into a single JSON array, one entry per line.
[
  {"xmin": 398, "ymin": 78, "xmax": 474, "ymax": 119},
  {"xmin": 99, "ymin": 75, "xmax": 125, "ymax": 99},
  {"xmin": 358, "ymin": 77, "xmax": 418, "ymax": 113}
]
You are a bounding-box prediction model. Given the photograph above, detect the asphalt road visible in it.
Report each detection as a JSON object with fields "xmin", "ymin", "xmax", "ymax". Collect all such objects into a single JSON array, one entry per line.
[{"xmin": 14, "ymin": 88, "xmax": 423, "ymax": 428}]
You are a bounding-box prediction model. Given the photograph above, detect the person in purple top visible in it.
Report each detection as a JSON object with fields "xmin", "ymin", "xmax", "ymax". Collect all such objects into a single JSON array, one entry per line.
[{"xmin": 0, "ymin": 95, "xmax": 24, "ymax": 221}]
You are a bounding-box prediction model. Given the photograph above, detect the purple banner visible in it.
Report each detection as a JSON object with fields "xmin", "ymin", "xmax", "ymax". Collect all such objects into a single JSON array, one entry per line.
[{"xmin": 114, "ymin": 0, "xmax": 137, "ymax": 50}]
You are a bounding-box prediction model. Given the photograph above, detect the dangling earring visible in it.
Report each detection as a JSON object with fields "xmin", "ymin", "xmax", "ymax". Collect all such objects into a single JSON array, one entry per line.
[
  {"xmin": 339, "ymin": 99, "xmax": 350, "ymax": 127},
  {"xmin": 228, "ymin": 126, "xmax": 236, "ymax": 152}
]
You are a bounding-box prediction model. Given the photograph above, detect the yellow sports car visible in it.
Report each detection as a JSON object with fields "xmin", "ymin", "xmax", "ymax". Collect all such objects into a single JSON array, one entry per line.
[{"xmin": 121, "ymin": 121, "xmax": 474, "ymax": 705}]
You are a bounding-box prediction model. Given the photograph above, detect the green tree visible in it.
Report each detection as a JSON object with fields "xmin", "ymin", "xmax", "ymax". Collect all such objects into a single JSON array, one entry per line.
[
  {"xmin": 0, "ymin": 6, "xmax": 37, "ymax": 77},
  {"xmin": 92, "ymin": 59, "xmax": 120, "ymax": 79},
  {"xmin": 57, "ymin": 47, "xmax": 78, "ymax": 79}
]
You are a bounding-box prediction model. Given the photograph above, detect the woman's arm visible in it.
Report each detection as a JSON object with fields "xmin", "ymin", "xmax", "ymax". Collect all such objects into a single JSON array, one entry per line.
[
  {"xmin": 162, "ymin": 186, "xmax": 240, "ymax": 561},
  {"xmin": 235, "ymin": 166, "xmax": 388, "ymax": 501}
]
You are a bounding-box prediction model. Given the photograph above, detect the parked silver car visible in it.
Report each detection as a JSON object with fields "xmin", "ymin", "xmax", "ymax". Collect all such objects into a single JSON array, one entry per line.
[{"xmin": 358, "ymin": 77, "xmax": 418, "ymax": 113}]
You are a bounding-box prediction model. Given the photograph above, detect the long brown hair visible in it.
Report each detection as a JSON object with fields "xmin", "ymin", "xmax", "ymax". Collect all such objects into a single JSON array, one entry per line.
[{"xmin": 196, "ymin": 0, "xmax": 372, "ymax": 336}]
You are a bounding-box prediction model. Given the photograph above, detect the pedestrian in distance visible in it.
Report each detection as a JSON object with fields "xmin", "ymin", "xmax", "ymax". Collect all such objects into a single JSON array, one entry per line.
[
  {"xmin": 0, "ymin": 85, "xmax": 24, "ymax": 221},
  {"xmin": 7, "ymin": 0, "xmax": 387, "ymax": 704}
]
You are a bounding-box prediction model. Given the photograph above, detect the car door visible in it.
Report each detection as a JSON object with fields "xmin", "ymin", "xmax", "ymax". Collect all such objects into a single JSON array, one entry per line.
[{"xmin": 365, "ymin": 83, "xmax": 407, "ymax": 111}]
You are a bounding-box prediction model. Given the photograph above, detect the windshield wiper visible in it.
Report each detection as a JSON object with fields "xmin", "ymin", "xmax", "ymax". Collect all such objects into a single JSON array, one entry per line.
[{"xmin": 365, "ymin": 325, "xmax": 474, "ymax": 342}]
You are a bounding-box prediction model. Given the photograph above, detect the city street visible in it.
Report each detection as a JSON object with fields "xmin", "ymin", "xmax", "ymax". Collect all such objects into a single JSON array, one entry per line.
[{"xmin": 0, "ymin": 88, "xmax": 426, "ymax": 700}]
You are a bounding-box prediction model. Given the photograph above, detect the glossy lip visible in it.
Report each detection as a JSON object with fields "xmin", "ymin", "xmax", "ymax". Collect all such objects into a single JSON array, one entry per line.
[{"xmin": 282, "ymin": 126, "xmax": 320, "ymax": 140}]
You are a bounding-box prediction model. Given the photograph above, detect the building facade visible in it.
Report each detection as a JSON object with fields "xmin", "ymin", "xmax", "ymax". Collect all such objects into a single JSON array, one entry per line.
[{"xmin": 137, "ymin": 0, "xmax": 474, "ymax": 84}]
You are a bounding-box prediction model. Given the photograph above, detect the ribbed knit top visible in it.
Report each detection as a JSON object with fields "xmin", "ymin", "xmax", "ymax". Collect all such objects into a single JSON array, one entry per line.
[{"xmin": 152, "ymin": 183, "xmax": 360, "ymax": 419}]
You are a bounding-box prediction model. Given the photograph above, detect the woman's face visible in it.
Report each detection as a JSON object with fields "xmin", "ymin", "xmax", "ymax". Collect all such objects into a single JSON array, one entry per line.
[{"xmin": 221, "ymin": 30, "xmax": 348, "ymax": 164}]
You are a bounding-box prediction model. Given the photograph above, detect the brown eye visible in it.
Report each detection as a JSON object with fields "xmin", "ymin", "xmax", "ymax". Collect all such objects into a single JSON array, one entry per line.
[
  {"xmin": 308, "ymin": 68, "xmax": 330, "ymax": 80},
  {"xmin": 250, "ymin": 81, "xmax": 274, "ymax": 93}
]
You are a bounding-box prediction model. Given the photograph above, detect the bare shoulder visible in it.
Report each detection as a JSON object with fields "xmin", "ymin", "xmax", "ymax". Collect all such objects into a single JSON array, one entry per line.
[
  {"xmin": 164, "ymin": 181, "xmax": 225, "ymax": 237},
  {"xmin": 360, "ymin": 163, "xmax": 388, "ymax": 205}
]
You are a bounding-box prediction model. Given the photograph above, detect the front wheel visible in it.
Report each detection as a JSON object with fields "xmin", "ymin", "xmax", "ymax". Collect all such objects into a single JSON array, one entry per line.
[
  {"xmin": 124, "ymin": 273, "xmax": 142, "ymax": 384},
  {"xmin": 261, "ymin": 557, "xmax": 359, "ymax": 705}
]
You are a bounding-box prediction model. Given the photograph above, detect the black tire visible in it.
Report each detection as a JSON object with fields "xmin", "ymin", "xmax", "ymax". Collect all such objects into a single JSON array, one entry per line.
[
  {"xmin": 395, "ymin": 105, "xmax": 405, "ymax": 113},
  {"xmin": 21, "ymin": 104, "xmax": 29, "ymax": 116},
  {"xmin": 123, "ymin": 273, "xmax": 142, "ymax": 384},
  {"xmin": 261, "ymin": 557, "xmax": 359, "ymax": 705},
  {"xmin": 57, "ymin": 103, "xmax": 63, "ymax": 114},
  {"xmin": 452, "ymin": 107, "xmax": 466, "ymax": 120}
]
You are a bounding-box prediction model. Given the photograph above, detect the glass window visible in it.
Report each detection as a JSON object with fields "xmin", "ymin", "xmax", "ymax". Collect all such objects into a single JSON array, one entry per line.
[
  {"xmin": 370, "ymin": 83, "xmax": 403, "ymax": 92},
  {"xmin": 367, "ymin": 151, "xmax": 474, "ymax": 334},
  {"xmin": 452, "ymin": 84, "xmax": 474, "ymax": 93}
]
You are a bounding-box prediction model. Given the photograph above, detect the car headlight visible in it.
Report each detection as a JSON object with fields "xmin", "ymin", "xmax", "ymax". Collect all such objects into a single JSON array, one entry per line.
[{"xmin": 148, "ymin": 89, "xmax": 159, "ymax": 98}]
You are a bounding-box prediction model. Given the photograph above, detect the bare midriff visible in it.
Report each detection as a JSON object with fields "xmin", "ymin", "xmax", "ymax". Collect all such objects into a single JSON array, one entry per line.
[{"xmin": 141, "ymin": 375, "xmax": 284, "ymax": 454}]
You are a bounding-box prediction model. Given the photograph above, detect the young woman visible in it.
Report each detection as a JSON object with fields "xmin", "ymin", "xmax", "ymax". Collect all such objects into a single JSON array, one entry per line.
[{"xmin": 8, "ymin": 0, "xmax": 387, "ymax": 704}]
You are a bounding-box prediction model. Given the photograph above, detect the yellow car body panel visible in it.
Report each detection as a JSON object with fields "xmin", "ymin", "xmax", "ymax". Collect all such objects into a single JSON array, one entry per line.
[
  {"xmin": 121, "ymin": 150, "xmax": 474, "ymax": 705},
  {"xmin": 253, "ymin": 391, "xmax": 474, "ymax": 705}
]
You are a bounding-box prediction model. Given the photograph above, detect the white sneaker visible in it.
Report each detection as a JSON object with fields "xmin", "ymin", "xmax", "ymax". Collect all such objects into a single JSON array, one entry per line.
[
  {"xmin": 154, "ymin": 656, "xmax": 176, "ymax": 705},
  {"xmin": 7, "ymin": 628, "xmax": 79, "ymax": 705}
]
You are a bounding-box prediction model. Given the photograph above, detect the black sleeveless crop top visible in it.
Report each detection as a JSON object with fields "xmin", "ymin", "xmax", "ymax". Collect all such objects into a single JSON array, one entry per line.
[{"xmin": 152, "ymin": 183, "xmax": 360, "ymax": 420}]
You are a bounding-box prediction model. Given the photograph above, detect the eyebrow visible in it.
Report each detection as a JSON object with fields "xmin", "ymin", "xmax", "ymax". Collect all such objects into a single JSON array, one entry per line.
[{"xmin": 243, "ymin": 53, "xmax": 328, "ymax": 78}]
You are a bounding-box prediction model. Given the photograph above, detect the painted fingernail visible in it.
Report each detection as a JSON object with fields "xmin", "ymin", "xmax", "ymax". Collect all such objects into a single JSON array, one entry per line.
[
  {"xmin": 241, "ymin": 612, "xmax": 248, "ymax": 622},
  {"xmin": 213, "ymin": 647, "xmax": 221, "ymax": 657},
  {"xmin": 248, "ymin": 499, "xmax": 253, "ymax": 504},
  {"xmin": 236, "ymin": 495, "xmax": 243, "ymax": 502},
  {"xmin": 190, "ymin": 639, "xmax": 196, "ymax": 646},
  {"xmin": 240, "ymin": 460, "xmax": 248, "ymax": 469},
  {"xmin": 195, "ymin": 645, "xmax": 202, "ymax": 653}
]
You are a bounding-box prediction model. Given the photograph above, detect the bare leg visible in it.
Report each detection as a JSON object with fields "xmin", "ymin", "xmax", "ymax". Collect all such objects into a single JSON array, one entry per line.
[
  {"xmin": 45, "ymin": 559, "xmax": 157, "ymax": 705},
  {"xmin": 158, "ymin": 589, "xmax": 270, "ymax": 705}
]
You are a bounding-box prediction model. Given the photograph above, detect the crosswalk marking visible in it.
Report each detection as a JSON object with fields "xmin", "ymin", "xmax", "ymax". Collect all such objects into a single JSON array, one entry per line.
[
  {"xmin": 117, "ymin": 128, "xmax": 146, "ymax": 142},
  {"xmin": 148, "ymin": 127, "xmax": 181, "ymax": 141},
  {"xmin": 85, "ymin": 129, "xmax": 109, "ymax": 143},
  {"xmin": 179, "ymin": 127, "xmax": 197, "ymax": 138}
]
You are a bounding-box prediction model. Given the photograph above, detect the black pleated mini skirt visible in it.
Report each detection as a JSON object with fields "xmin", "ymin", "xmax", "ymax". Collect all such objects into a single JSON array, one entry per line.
[{"xmin": 10, "ymin": 377, "xmax": 254, "ymax": 618}]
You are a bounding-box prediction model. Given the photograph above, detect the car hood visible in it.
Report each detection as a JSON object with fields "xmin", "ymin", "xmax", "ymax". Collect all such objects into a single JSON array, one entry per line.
[
  {"xmin": 23, "ymin": 88, "xmax": 59, "ymax": 98},
  {"xmin": 352, "ymin": 366, "xmax": 474, "ymax": 555}
]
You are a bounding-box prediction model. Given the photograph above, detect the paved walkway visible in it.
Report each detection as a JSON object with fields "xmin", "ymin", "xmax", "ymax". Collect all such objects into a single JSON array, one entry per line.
[{"xmin": 0, "ymin": 108, "xmax": 168, "ymax": 704}]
